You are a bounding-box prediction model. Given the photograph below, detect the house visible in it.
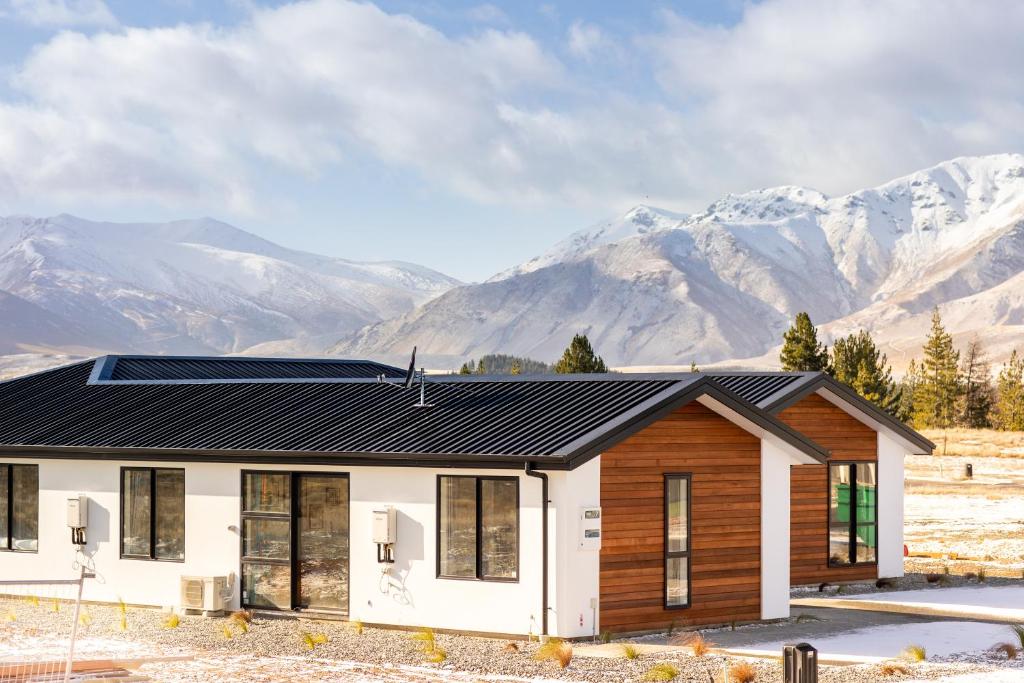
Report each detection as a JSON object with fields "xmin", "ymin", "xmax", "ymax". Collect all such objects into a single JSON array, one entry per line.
[
  {"xmin": 0, "ymin": 356, "xmax": 928, "ymax": 637},
  {"xmin": 707, "ymin": 372, "xmax": 935, "ymax": 586}
]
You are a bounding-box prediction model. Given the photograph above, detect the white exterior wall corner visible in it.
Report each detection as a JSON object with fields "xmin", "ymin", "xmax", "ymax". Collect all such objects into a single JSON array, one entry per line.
[
  {"xmin": 759, "ymin": 439, "xmax": 792, "ymax": 620},
  {"xmin": 0, "ymin": 458, "xmax": 563, "ymax": 637},
  {"xmin": 547, "ymin": 456, "xmax": 601, "ymax": 639},
  {"xmin": 876, "ymin": 433, "xmax": 906, "ymax": 578}
]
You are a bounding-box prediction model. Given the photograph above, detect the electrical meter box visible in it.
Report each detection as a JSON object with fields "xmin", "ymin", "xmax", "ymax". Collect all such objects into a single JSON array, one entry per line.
[
  {"xmin": 578, "ymin": 506, "xmax": 601, "ymax": 550},
  {"xmin": 67, "ymin": 495, "xmax": 88, "ymax": 528},
  {"xmin": 372, "ymin": 506, "xmax": 397, "ymax": 544}
]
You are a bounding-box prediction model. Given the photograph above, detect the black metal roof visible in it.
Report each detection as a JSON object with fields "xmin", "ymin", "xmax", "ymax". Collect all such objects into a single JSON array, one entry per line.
[
  {"xmin": 705, "ymin": 371, "xmax": 934, "ymax": 453},
  {"xmin": 92, "ymin": 355, "xmax": 405, "ymax": 383},
  {"xmin": 0, "ymin": 358, "xmax": 828, "ymax": 468}
]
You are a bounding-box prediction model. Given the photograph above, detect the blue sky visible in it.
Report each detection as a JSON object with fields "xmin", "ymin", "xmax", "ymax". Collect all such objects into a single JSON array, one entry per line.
[{"xmin": 1, "ymin": 0, "xmax": 1022, "ymax": 281}]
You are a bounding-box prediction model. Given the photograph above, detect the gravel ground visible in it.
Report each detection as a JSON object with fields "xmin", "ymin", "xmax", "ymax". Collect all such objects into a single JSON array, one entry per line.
[
  {"xmin": 1, "ymin": 597, "xmax": 1021, "ymax": 682},
  {"xmin": 791, "ymin": 571, "xmax": 1021, "ymax": 598}
]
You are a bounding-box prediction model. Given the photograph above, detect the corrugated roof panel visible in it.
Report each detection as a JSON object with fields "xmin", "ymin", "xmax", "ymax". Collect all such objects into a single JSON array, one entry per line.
[
  {"xmin": 707, "ymin": 374, "xmax": 806, "ymax": 406},
  {"xmin": 105, "ymin": 356, "xmax": 405, "ymax": 381}
]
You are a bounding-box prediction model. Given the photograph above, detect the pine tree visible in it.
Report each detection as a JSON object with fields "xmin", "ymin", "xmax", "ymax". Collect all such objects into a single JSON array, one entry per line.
[
  {"xmin": 912, "ymin": 308, "xmax": 962, "ymax": 429},
  {"xmin": 830, "ymin": 330, "xmax": 898, "ymax": 413},
  {"xmin": 993, "ymin": 349, "xmax": 1024, "ymax": 431},
  {"xmin": 476, "ymin": 359, "xmax": 487, "ymax": 375},
  {"xmin": 510, "ymin": 359, "xmax": 522, "ymax": 375},
  {"xmin": 458, "ymin": 361, "xmax": 474, "ymax": 375},
  {"xmin": 780, "ymin": 312, "xmax": 830, "ymax": 372},
  {"xmin": 689, "ymin": 361, "xmax": 699, "ymax": 373},
  {"xmin": 895, "ymin": 359, "xmax": 920, "ymax": 424},
  {"xmin": 553, "ymin": 334, "xmax": 608, "ymax": 374},
  {"xmin": 958, "ymin": 338, "xmax": 994, "ymax": 428}
]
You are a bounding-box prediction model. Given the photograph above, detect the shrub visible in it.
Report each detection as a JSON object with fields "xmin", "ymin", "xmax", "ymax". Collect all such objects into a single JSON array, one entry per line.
[
  {"xmin": 729, "ymin": 661, "xmax": 758, "ymax": 682},
  {"xmin": 901, "ymin": 644, "xmax": 926, "ymax": 662},
  {"xmin": 993, "ymin": 642, "xmax": 1019, "ymax": 659},
  {"xmin": 672, "ymin": 631, "xmax": 713, "ymax": 657},
  {"xmin": 878, "ymin": 661, "xmax": 909, "ymax": 676},
  {"xmin": 535, "ymin": 638, "xmax": 573, "ymax": 668},
  {"xmin": 229, "ymin": 610, "xmax": 251, "ymax": 634},
  {"xmin": 925, "ymin": 573, "xmax": 942, "ymax": 584},
  {"xmin": 162, "ymin": 612, "xmax": 180, "ymax": 629},
  {"xmin": 875, "ymin": 578, "xmax": 895, "ymax": 589},
  {"xmin": 1012, "ymin": 624, "xmax": 1024, "ymax": 649},
  {"xmin": 301, "ymin": 631, "xmax": 328, "ymax": 650},
  {"xmin": 642, "ymin": 662, "xmax": 680, "ymax": 681},
  {"xmin": 621, "ymin": 643, "xmax": 640, "ymax": 660}
]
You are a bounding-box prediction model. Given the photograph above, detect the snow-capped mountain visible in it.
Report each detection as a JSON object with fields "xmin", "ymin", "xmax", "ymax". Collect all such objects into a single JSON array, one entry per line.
[
  {"xmin": 0, "ymin": 214, "xmax": 459, "ymax": 356},
  {"xmin": 333, "ymin": 154, "xmax": 1024, "ymax": 368}
]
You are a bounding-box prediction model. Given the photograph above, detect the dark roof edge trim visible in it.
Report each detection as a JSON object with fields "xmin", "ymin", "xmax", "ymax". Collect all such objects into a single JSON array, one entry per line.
[
  {"xmin": 563, "ymin": 378, "xmax": 829, "ymax": 470},
  {"xmin": 764, "ymin": 375, "xmax": 935, "ymax": 453}
]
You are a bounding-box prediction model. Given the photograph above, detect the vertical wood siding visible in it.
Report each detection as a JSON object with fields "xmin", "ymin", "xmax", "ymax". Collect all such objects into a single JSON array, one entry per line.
[
  {"xmin": 778, "ymin": 393, "xmax": 879, "ymax": 584},
  {"xmin": 599, "ymin": 402, "xmax": 762, "ymax": 633}
]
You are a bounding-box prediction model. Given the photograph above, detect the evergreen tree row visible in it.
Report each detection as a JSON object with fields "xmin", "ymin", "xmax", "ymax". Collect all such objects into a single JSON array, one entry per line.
[
  {"xmin": 778, "ymin": 308, "xmax": 1024, "ymax": 430},
  {"xmin": 456, "ymin": 334, "xmax": 609, "ymax": 376}
]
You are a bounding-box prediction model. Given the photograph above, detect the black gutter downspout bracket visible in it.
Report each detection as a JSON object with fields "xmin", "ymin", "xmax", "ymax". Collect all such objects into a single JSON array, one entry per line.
[{"xmin": 525, "ymin": 462, "xmax": 549, "ymax": 638}]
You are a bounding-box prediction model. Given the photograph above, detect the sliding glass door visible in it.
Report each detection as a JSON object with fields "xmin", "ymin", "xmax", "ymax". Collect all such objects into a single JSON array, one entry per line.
[{"xmin": 241, "ymin": 471, "xmax": 349, "ymax": 615}]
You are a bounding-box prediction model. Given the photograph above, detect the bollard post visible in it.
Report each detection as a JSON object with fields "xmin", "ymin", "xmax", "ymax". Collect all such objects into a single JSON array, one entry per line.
[{"xmin": 783, "ymin": 642, "xmax": 818, "ymax": 683}]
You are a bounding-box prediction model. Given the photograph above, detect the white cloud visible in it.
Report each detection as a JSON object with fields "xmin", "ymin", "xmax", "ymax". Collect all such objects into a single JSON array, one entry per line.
[
  {"xmin": 466, "ymin": 3, "xmax": 507, "ymax": 25},
  {"xmin": 1, "ymin": 0, "xmax": 1023, "ymax": 216},
  {"xmin": 5, "ymin": 0, "xmax": 116, "ymax": 27},
  {"xmin": 566, "ymin": 20, "xmax": 607, "ymax": 62}
]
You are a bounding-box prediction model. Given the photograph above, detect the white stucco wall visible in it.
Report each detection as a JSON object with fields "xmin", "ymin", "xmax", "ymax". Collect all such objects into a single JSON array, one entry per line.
[
  {"xmin": 549, "ymin": 456, "xmax": 601, "ymax": 639},
  {"xmin": 0, "ymin": 457, "xmax": 605, "ymax": 637},
  {"xmin": 877, "ymin": 433, "xmax": 906, "ymax": 578},
  {"xmin": 759, "ymin": 440, "xmax": 791, "ymax": 620}
]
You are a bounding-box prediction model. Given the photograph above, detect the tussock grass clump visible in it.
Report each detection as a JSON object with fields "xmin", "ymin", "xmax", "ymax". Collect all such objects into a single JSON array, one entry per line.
[
  {"xmin": 878, "ymin": 661, "xmax": 909, "ymax": 676},
  {"xmin": 621, "ymin": 643, "xmax": 641, "ymax": 660},
  {"xmin": 978, "ymin": 566, "xmax": 987, "ymax": 582},
  {"xmin": 642, "ymin": 662, "xmax": 680, "ymax": 681},
  {"xmin": 503, "ymin": 642, "xmax": 519, "ymax": 653},
  {"xmin": 875, "ymin": 577, "xmax": 896, "ymax": 589},
  {"xmin": 729, "ymin": 661, "xmax": 758, "ymax": 682},
  {"xmin": 1011, "ymin": 624, "xmax": 1024, "ymax": 649},
  {"xmin": 78, "ymin": 609, "xmax": 93, "ymax": 626},
  {"xmin": 425, "ymin": 647, "xmax": 447, "ymax": 663},
  {"xmin": 411, "ymin": 626, "xmax": 436, "ymax": 650},
  {"xmin": 993, "ymin": 642, "xmax": 1019, "ymax": 659},
  {"xmin": 672, "ymin": 631, "xmax": 713, "ymax": 657},
  {"xmin": 26, "ymin": 595, "xmax": 39, "ymax": 608},
  {"xmin": 535, "ymin": 638, "xmax": 573, "ymax": 668},
  {"xmin": 900, "ymin": 644, "xmax": 926, "ymax": 662},
  {"xmin": 925, "ymin": 573, "xmax": 942, "ymax": 584},
  {"xmin": 600, "ymin": 629, "xmax": 612, "ymax": 644},
  {"xmin": 350, "ymin": 619, "xmax": 364, "ymax": 635},
  {"xmin": 221, "ymin": 624, "xmax": 233, "ymax": 640},
  {"xmin": 5, "ymin": 609, "xmax": 16, "ymax": 622},
  {"xmin": 818, "ymin": 582, "xmax": 831, "ymax": 592},
  {"xmin": 51, "ymin": 598, "xmax": 61, "ymax": 613},
  {"xmin": 795, "ymin": 613, "xmax": 822, "ymax": 623},
  {"xmin": 117, "ymin": 597, "xmax": 128, "ymax": 632},
  {"xmin": 300, "ymin": 631, "xmax": 328, "ymax": 650},
  {"xmin": 229, "ymin": 610, "xmax": 251, "ymax": 634},
  {"xmin": 162, "ymin": 612, "xmax": 180, "ymax": 629}
]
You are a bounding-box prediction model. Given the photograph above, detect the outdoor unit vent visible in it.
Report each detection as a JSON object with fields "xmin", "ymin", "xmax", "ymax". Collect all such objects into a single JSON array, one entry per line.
[{"xmin": 180, "ymin": 575, "xmax": 231, "ymax": 614}]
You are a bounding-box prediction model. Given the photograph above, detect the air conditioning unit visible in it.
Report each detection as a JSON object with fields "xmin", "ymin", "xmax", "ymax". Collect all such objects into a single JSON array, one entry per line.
[{"xmin": 180, "ymin": 575, "xmax": 232, "ymax": 615}]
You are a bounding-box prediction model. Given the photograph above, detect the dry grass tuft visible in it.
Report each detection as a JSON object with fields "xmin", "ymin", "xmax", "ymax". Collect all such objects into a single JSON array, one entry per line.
[
  {"xmin": 728, "ymin": 661, "xmax": 758, "ymax": 682},
  {"xmin": 162, "ymin": 612, "xmax": 180, "ymax": 629},
  {"xmin": 535, "ymin": 638, "xmax": 573, "ymax": 668},
  {"xmin": 642, "ymin": 662, "xmax": 680, "ymax": 681},
  {"xmin": 117, "ymin": 597, "xmax": 128, "ymax": 632},
  {"xmin": 878, "ymin": 661, "xmax": 909, "ymax": 676},
  {"xmin": 229, "ymin": 610, "xmax": 251, "ymax": 633},
  {"xmin": 621, "ymin": 643, "xmax": 641, "ymax": 660},
  {"xmin": 503, "ymin": 642, "xmax": 519, "ymax": 653},
  {"xmin": 901, "ymin": 644, "xmax": 926, "ymax": 662},
  {"xmin": 993, "ymin": 642, "xmax": 1019, "ymax": 659},
  {"xmin": 78, "ymin": 610, "xmax": 93, "ymax": 626},
  {"xmin": 1012, "ymin": 624, "xmax": 1024, "ymax": 649},
  {"xmin": 350, "ymin": 619, "xmax": 364, "ymax": 635},
  {"xmin": 411, "ymin": 627, "xmax": 436, "ymax": 650},
  {"xmin": 221, "ymin": 624, "xmax": 233, "ymax": 640},
  {"xmin": 425, "ymin": 647, "xmax": 447, "ymax": 663},
  {"xmin": 301, "ymin": 631, "xmax": 328, "ymax": 650},
  {"xmin": 600, "ymin": 630, "xmax": 612, "ymax": 644},
  {"xmin": 920, "ymin": 428, "xmax": 1024, "ymax": 458}
]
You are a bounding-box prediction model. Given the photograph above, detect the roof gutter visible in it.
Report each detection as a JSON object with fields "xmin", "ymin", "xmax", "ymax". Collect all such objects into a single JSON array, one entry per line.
[{"xmin": 524, "ymin": 462, "xmax": 549, "ymax": 638}]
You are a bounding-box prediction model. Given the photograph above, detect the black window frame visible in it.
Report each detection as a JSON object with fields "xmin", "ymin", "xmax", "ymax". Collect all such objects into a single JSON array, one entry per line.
[
  {"xmin": 119, "ymin": 466, "xmax": 186, "ymax": 562},
  {"xmin": 436, "ymin": 475, "xmax": 520, "ymax": 583},
  {"xmin": 827, "ymin": 461, "xmax": 878, "ymax": 567},
  {"xmin": 664, "ymin": 473, "xmax": 692, "ymax": 610},
  {"xmin": 0, "ymin": 463, "xmax": 39, "ymax": 554}
]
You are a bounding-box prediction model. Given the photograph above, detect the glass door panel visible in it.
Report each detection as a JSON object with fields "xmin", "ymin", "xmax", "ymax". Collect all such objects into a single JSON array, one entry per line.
[{"xmin": 296, "ymin": 475, "xmax": 349, "ymax": 613}]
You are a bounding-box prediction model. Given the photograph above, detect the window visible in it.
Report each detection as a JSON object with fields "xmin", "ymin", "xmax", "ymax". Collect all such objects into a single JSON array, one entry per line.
[
  {"xmin": 121, "ymin": 467, "xmax": 185, "ymax": 561},
  {"xmin": 828, "ymin": 462, "xmax": 877, "ymax": 565},
  {"xmin": 0, "ymin": 464, "xmax": 38, "ymax": 552},
  {"xmin": 437, "ymin": 476, "xmax": 518, "ymax": 581},
  {"xmin": 664, "ymin": 474, "xmax": 691, "ymax": 608}
]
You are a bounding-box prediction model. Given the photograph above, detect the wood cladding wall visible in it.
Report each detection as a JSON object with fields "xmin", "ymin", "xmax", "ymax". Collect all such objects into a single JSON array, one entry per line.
[
  {"xmin": 778, "ymin": 393, "xmax": 879, "ymax": 584},
  {"xmin": 599, "ymin": 402, "xmax": 762, "ymax": 633}
]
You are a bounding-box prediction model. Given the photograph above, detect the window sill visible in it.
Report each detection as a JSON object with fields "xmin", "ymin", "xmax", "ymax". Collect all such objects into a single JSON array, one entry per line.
[
  {"xmin": 119, "ymin": 555, "xmax": 185, "ymax": 563},
  {"xmin": 436, "ymin": 575, "xmax": 519, "ymax": 584},
  {"xmin": 0, "ymin": 547, "xmax": 38, "ymax": 554}
]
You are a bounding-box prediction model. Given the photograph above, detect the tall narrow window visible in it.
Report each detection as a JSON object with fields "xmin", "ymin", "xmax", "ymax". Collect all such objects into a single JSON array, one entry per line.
[
  {"xmin": 0, "ymin": 464, "xmax": 38, "ymax": 552},
  {"xmin": 121, "ymin": 467, "xmax": 185, "ymax": 561},
  {"xmin": 829, "ymin": 462, "xmax": 877, "ymax": 566},
  {"xmin": 665, "ymin": 474, "xmax": 690, "ymax": 608},
  {"xmin": 438, "ymin": 476, "xmax": 518, "ymax": 581}
]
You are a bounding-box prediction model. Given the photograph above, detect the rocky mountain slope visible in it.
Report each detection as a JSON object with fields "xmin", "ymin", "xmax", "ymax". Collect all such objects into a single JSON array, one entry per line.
[
  {"xmin": 333, "ymin": 154, "xmax": 1024, "ymax": 368},
  {"xmin": 0, "ymin": 214, "xmax": 459, "ymax": 357}
]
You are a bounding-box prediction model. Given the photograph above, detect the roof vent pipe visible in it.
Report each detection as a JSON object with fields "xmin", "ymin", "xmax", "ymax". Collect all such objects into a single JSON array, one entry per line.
[{"xmin": 525, "ymin": 462, "xmax": 549, "ymax": 637}]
